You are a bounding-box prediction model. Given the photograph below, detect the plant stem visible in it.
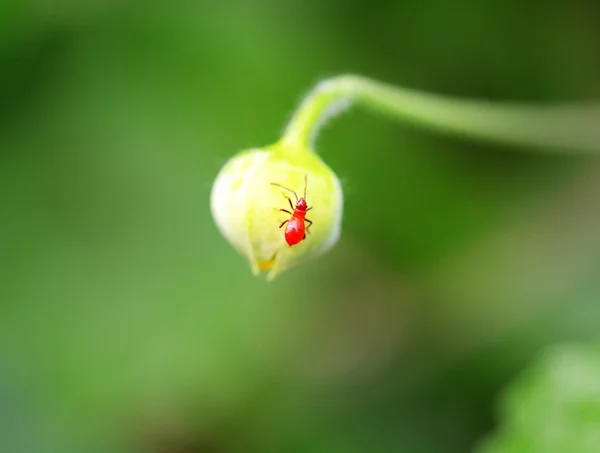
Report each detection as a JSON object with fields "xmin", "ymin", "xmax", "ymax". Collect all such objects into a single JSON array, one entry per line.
[{"xmin": 281, "ymin": 74, "xmax": 600, "ymax": 153}]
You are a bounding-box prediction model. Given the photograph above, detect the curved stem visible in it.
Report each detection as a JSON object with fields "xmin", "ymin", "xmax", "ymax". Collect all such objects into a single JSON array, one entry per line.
[{"xmin": 281, "ymin": 74, "xmax": 600, "ymax": 153}]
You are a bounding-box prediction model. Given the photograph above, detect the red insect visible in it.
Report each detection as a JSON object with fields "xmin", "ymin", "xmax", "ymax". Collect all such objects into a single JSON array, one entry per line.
[{"xmin": 270, "ymin": 175, "xmax": 313, "ymax": 246}]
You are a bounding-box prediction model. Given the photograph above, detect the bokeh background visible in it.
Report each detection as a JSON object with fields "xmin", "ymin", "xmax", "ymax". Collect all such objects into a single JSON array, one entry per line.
[{"xmin": 2, "ymin": 1, "xmax": 600, "ymax": 452}]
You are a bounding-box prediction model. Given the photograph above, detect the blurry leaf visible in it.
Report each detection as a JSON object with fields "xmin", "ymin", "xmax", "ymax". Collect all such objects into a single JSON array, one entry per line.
[{"xmin": 476, "ymin": 343, "xmax": 600, "ymax": 453}]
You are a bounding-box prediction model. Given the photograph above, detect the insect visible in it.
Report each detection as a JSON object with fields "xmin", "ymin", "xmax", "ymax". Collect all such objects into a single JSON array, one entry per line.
[{"xmin": 270, "ymin": 175, "xmax": 313, "ymax": 246}]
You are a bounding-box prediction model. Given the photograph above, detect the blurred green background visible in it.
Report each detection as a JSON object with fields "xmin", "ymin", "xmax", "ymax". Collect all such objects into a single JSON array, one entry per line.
[{"xmin": 2, "ymin": 1, "xmax": 600, "ymax": 452}]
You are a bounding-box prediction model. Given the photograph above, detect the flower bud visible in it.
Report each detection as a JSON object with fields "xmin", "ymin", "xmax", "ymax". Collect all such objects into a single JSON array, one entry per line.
[{"xmin": 210, "ymin": 141, "xmax": 343, "ymax": 281}]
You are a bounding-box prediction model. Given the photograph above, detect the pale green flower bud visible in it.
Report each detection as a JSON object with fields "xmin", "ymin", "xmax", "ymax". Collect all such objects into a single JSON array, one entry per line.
[{"xmin": 210, "ymin": 142, "xmax": 343, "ymax": 281}]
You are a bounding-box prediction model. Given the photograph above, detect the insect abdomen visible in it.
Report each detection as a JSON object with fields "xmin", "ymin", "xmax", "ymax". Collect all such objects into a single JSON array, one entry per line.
[{"xmin": 285, "ymin": 219, "xmax": 305, "ymax": 246}]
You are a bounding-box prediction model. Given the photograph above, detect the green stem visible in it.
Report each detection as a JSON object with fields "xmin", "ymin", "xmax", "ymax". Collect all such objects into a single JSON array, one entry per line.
[{"xmin": 281, "ymin": 74, "xmax": 600, "ymax": 153}]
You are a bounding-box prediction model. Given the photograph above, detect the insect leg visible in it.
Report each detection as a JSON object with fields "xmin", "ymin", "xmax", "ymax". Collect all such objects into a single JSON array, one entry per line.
[
  {"xmin": 288, "ymin": 198, "xmax": 294, "ymax": 210},
  {"xmin": 305, "ymin": 218, "xmax": 313, "ymax": 233},
  {"xmin": 280, "ymin": 209, "xmax": 292, "ymax": 215},
  {"xmin": 306, "ymin": 206, "xmax": 313, "ymax": 212},
  {"xmin": 279, "ymin": 219, "xmax": 289, "ymax": 228}
]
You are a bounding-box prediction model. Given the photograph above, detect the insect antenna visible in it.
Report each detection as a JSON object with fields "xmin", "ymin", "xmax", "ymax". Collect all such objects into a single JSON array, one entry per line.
[
  {"xmin": 303, "ymin": 174, "xmax": 307, "ymax": 200},
  {"xmin": 270, "ymin": 182, "xmax": 298, "ymax": 201}
]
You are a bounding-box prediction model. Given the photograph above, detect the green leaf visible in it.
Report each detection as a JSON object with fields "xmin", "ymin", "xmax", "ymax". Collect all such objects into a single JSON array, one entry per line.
[{"xmin": 476, "ymin": 343, "xmax": 600, "ymax": 453}]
